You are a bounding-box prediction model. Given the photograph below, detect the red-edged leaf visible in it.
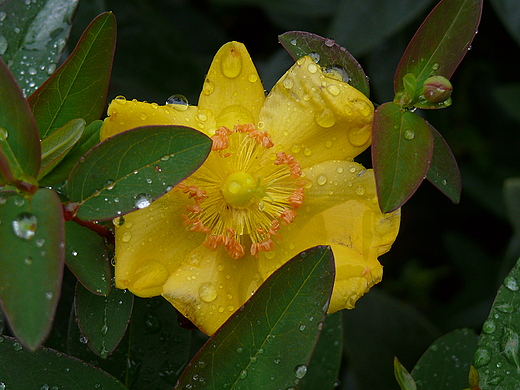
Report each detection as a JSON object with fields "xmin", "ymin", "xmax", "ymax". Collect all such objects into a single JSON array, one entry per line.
[
  {"xmin": 279, "ymin": 31, "xmax": 370, "ymax": 97},
  {"xmin": 394, "ymin": 0, "xmax": 482, "ymax": 91},
  {"xmin": 28, "ymin": 12, "xmax": 116, "ymax": 138},
  {"xmin": 0, "ymin": 58, "xmax": 40, "ymax": 179},
  {"xmin": 426, "ymin": 124, "xmax": 462, "ymax": 203},
  {"xmin": 372, "ymin": 102, "xmax": 434, "ymax": 212}
]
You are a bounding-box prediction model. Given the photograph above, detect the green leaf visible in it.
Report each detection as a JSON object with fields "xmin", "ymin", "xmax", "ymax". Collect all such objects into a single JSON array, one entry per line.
[
  {"xmin": 67, "ymin": 125, "xmax": 212, "ymax": 221},
  {"xmin": 299, "ymin": 312, "xmax": 343, "ymax": 390},
  {"xmin": 0, "ymin": 57, "xmax": 40, "ymax": 179},
  {"xmin": 0, "ymin": 188, "xmax": 64, "ymax": 350},
  {"xmin": 40, "ymin": 120, "xmax": 102, "ymax": 186},
  {"xmin": 65, "ymin": 220, "xmax": 111, "ymax": 296},
  {"xmin": 28, "ymin": 12, "xmax": 116, "ymax": 138},
  {"xmin": 0, "ymin": 0, "xmax": 80, "ymax": 96},
  {"xmin": 174, "ymin": 246, "xmax": 335, "ymax": 390},
  {"xmin": 475, "ymin": 257, "xmax": 520, "ymax": 389},
  {"xmin": 279, "ymin": 31, "xmax": 370, "ymax": 97},
  {"xmin": 372, "ymin": 102, "xmax": 434, "ymax": 212},
  {"xmin": 426, "ymin": 124, "xmax": 461, "ymax": 203},
  {"xmin": 394, "ymin": 357, "xmax": 417, "ymax": 390},
  {"xmin": 343, "ymin": 289, "xmax": 440, "ymax": 390},
  {"xmin": 394, "ymin": 0, "xmax": 482, "ymax": 92},
  {"xmin": 0, "ymin": 336, "xmax": 127, "ymax": 390},
  {"xmin": 411, "ymin": 328, "xmax": 478, "ymax": 389},
  {"xmin": 327, "ymin": 0, "xmax": 435, "ymax": 57},
  {"xmin": 38, "ymin": 118, "xmax": 85, "ymax": 181},
  {"xmin": 67, "ymin": 296, "xmax": 193, "ymax": 389},
  {"xmin": 75, "ymin": 283, "xmax": 133, "ymax": 359}
]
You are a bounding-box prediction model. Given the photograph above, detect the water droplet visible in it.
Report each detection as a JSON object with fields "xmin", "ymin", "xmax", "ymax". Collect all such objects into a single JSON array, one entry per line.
[
  {"xmin": 327, "ymin": 84, "xmax": 340, "ymax": 96},
  {"xmin": 203, "ymin": 80, "xmax": 214, "ymax": 95},
  {"xmin": 0, "ymin": 381, "xmax": 5, "ymax": 390},
  {"xmin": 309, "ymin": 52, "xmax": 320, "ymax": 63},
  {"xmin": 0, "ymin": 197, "xmax": 6, "ymax": 205},
  {"xmin": 482, "ymin": 319, "xmax": 496, "ymax": 334},
  {"xmin": 307, "ymin": 63, "xmax": 318, "ymax": 73},
  {"xmin": 336, "ymin": 167, "xmax": 343, "ymax": 174},
  {"xmin": 502, "ymin": 327, "xmax": 520, "ymax": 367},
  {"xmin": 45, "ymin": 291, "xmax": 53, "ymax": 300},
  {"xmin": 135, "ymin": 194, "xmax": 152, "ymax": 209},
  {"xmin": 496, "ymin": 302, "xmax": 516, "ymax": 313},
  {"xmin": 317, "ymin": 174, "xmax": 327, "ymax": 186},
  {"xmin": 46, "ymin": 63, "xmax": 56, "ymax": 76},
  {"xmin": 432, "ymin": 63, "xmax": 440, "ymax": 71},
  {"xmin": 303, "ymin": 147, "xmax": 312, "ymax": 156},
  {"xmin": 324, "ymin": 38, "xmax": 335, "ymax": 47},
  {"xmin": 0, "ymin": 35, "xmax": 8, "ymax": 55},
  {"xmin": 274, "ymin": 358, "xmax": 281, "ymax": 364},
  {"xmin": 315, "ymin": 108, "xmax": 336, "ymax": 128},
  {"xmin": 24, "ymin": 257, "xmax": 33, "ymax": 265},
  {"xmin": 140, "ymin": 113, "xmax": 147, "ymax": 120},
  {"xmin": 12, "ymin": 212, "xmax": 37, "ymax": 240},
  {"xmin": 166, "ymin": 94, "xmax": 189, "ymax": 111},
  {"xmin": 474, "ymin": 347, "xmax": 491, "ymax": 367},
  {"xmin": 355, "ymin": 185, "xmax": 366, "ymax": 196},
  {"xmin": 121, "ymin": 231, "xmax": 132, "ymax": 243},
  {"xmin": 290, "ymin": 39, "xmax": 297, "ymax": 46},
  {"xmin": 35, "ymin": 238, "xmax": 45, "ymax": 247},
  {"xmin": 221, "ymin": 47, "xmax": 242, "ymax": 78},
  {"xmin": 0, "ymin": 11, "xmax": 6, "ymax": 21},
  {"xmin": 404, "ymin": 129, "xmax": 415, "ymax": 140},
  {"xmin": 198, "ymin": 282, "xmax": 217, "ymax": 303},
  {"xmin": 239, "ymin": 370, "xmax": 248, "ymax": 379},
  {"xmin": 28, "ymin": 67, "xmax": 37, "ymax": 75},
  {"xmin": 248, "ymin": 73, "xmax": 258, "ymax": 83},
  {"xmin": 13, "ymin": 340, "xmax": 22, "ymax": 351},
  {"xmin": 299, "ymin": 324, "xmax": 306, "ymax": 331},
  {"xmin": 283, "ymin": 77, "xmax": 294, "ymax": 89},
  {"xmin": 294, "ymin": 364, "xmax": 307, "ymax": 379},
  {"xmin": 504, "ymin": 275, "xmax": 519, "ymax": 291}
]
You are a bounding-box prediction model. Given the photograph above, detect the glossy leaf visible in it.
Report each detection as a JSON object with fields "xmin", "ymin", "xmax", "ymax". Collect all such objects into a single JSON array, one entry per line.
[
  {"xmin": 67, "ymin": 125, "xmax": 212, "ymax": 221},
  {"xmin": 67, "ymin": 296, "xmax": 193, "ymax": 389},
  {"xmin": 0, "ymin": 0, "xmax": 80, "ymax": 96},
  {"xmin": 65, "ymin": 220, "xmax": 111, "ymax": 296},
  {"xmin": 75, "ymin": 283, "xmax": 133, "ymax": 359},
  {"xmin": 411, "ymin": 328, "xmax": 478, "ymax": 389},
  {"xmin": 0, "ymin": 189, "xmax": 64, "ymax": 350},
  {"xmin": 0, "ymin": 58, "xmax": 40, "ymax": 179},
  {"xmin": 40, "ymin": 120, "xmax": 102, "ymax": 186},
  {"xmin": 426, "ymin": 124, "xmax": 462, "ymax": 203},
  {"xmin": 279, "ymin": 31, "xmax": 370, "ymax": 97},
  {"xmin": 28, "ymin": 12, "xmax": 116, "ymax": 138},
  {"xmin": 0, "ymin": 336, "xmax": 127, "ymax": 390},
  {"xmin": 394, "ymin": 0, "xmax": 482, "ymax": 92},
  {"xmin": 372, "ymin": 102, "xmax": 434, "ymax": 212},
  {"xmin": 175, "ymin": 246, "xmax": 335, "ymax": 390},
  {"xmin": 38, "ymin": 118, "xmax": 85, "ymax": 181},
  {"xmin": 299, "ymin": 312, "xmax": 343, "ymax": 390},
  {"xmin": 475, "ymin": 257, "xmax": 520, "ymax": 389}
]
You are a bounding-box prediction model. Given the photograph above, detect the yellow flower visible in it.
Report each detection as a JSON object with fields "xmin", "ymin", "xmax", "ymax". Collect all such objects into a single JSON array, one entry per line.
[{"xmin": 101, "ymin": 42, "xmax": 400, "ymax": 335}]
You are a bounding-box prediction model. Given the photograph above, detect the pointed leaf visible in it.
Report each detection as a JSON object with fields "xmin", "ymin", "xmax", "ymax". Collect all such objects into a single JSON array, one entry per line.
[
  {"xmin": 411, "ymin": 328, "xmax": 478, "ymax": 389},
  {"xmin": 299, "ymin": 312, "xmax": 343, "ymax": 390},
  {"xmin": 174, "ymin": 246, "xmax": 335, "ymax": 390},
  {"xmin": 426, "ymin": 124, "xmax": 461, "ymax": 203},
  {"xmin": 372, "ymin": 102, "xmax": 434, "ymax": 212},
  {"xmin": 38, "ymin": 118, "xmax": 85, "ymax": 181},
  {"xmin": 0, "ymin": 336, "xmax": 127, "ymax": 390},
  {"xmin": 0, "ymin": 188, "xmax": 64, "ymax": 350},
  {"xmin": 40, "ymin": 120, "xmax": 102, "ymax": 186},
  {"xmin": 75, "ymin": 283, "xmax": 133, "ymax": 359},
  {"xmin": 394, "ymin": 357, "xmax": 417, "ymax": 390},
  {"xmin": 28, "ymin": 12, "xmax": 116, "ymax": 138},
  {"xmin": 67, "ymin": 125, "xmax": 212, "ymax": 221},
  {"xmin": 279, "ymin": 31, "xmax": 370, "ymax": 97},
  {"xmin": 65, "ymin": 221, "xmax": 111, "ymax": 296},
  {"xmin": 475, "ymin": 257, "xmax": 520, "ymax": 389},
  {"xmin": 394, "ymin": 0, "xmax": 483, "ymax": 92},
  {"xmin": 0, "ymin": 58, "xmax": 40, "ymax": 179},
  {"xmin": 0, "ymin": 0, "xmax": 80, "ymax": 96}
]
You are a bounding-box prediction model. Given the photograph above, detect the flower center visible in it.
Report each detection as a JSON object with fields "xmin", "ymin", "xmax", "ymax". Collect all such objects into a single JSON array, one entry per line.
[
  {"xmin": 221, "ymin": 171, "xmax": 257, "ymax": 208},
  {"xmin": 176, "ymin": 123, "xmax": 305, "ymax": 259}
]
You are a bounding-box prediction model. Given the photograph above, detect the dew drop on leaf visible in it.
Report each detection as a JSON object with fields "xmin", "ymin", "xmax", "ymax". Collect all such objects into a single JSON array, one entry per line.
[{"xmin": 12, "ymin": 212, "xmax": 37, "ymax": 240}]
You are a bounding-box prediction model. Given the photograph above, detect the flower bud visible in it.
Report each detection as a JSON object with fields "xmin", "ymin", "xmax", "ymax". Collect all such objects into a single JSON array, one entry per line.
[{"xmin": 422, "ymin": 76, "xmax": 452, "ymax": 104}]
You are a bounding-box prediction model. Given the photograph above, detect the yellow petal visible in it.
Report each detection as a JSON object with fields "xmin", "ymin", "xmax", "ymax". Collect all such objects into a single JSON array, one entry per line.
[
  {"xmin": 259, "ymin": 56, "xmax": 373, "ymax": 166},
  {"xmin": 162, "ymin": 246, "xmax": 262, "ymax": 335},
  {"xmin": 114, "ymin": 189, "xmax": 204, "ymax": 297},
  {"xmin": 100, "ymin": 97, "xmax": 210, "ymax": 140},
  {"xmin": 198, "ymin": 42, "xmax": 265, "ymax": 129},
  {"xmin": 256, "ymin": 172, "xmax": 400, "ymax": 312}
]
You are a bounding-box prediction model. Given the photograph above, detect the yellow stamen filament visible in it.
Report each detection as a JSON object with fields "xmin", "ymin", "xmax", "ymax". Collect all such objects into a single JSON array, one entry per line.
[{"xmin": 177, "ymin": 123, "xmax": 306, "ymax": 259}]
